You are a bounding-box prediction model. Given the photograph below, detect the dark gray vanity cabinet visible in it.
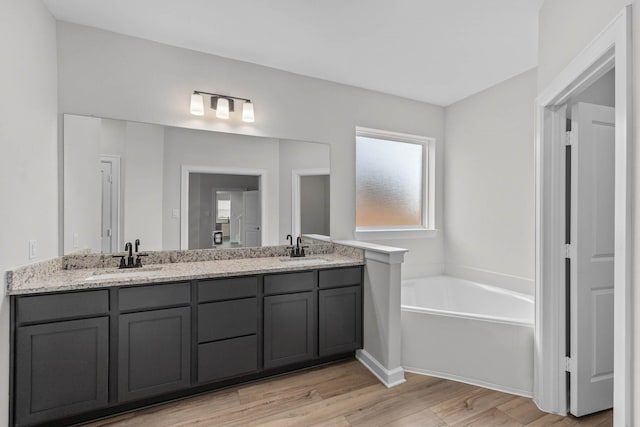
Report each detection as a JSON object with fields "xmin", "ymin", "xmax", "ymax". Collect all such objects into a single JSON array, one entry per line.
[
  {"xmin": 318, "ymin": 267, "xmax": 363, "ymax": 356},
  {"xmin": 197, "ymin": 277, "xmax": 259, "ymax": 383},
  {"xmin": 263, "ymin": 272, "xmax": 316, "ymax": 369},
  {"xmin": 13, "ymin": 291, "xmax": 110, "ymax": 426},
  {"xmin": 118, "ymin": 283, "xmax": 191, "ymax": 402},
  {"xmin": 10, "ymin": 265, "xmax": 363, "ymax": 426}
]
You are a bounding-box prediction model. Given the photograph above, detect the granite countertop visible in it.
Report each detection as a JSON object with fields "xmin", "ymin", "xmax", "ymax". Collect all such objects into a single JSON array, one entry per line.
[{"xmin": 9, "ymin": 253, "xmax": 364, "ymax": 295}]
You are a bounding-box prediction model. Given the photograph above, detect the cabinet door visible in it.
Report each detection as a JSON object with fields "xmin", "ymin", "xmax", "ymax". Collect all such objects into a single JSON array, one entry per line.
[
  {"xmin": 118, "ymin": 307, "xmax": 191, "ymax": 402},
  {"xmin": 264, "ymin": 292, "xmax": 315, "ymax": 369},
  {"xmin": 319, "ymin": 286, "xmax": 362, "ymax": 356},
  {"xmin": 15, "ymin": 317, "xmax": 109, "ymax": 426}
]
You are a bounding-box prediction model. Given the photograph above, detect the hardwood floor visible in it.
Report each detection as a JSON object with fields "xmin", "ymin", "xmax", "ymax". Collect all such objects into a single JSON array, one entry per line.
[{"xmin": 85, "ymin": 360, "xmax": 613, "ymax": 426}]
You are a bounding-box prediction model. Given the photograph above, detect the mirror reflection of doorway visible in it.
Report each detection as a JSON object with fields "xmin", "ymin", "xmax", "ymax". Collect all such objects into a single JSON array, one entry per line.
[
  {"xmin": 187, "ymin": 173, "xmax": 260, "ymax": 249},
  {"xmin": 299, "ymin": 175, "xmax": 330, "ymax": 236}
]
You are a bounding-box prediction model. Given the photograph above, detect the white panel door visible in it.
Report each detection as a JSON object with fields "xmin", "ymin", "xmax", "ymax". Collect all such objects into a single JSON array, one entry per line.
[
  {"xmin": 100, "ymin": 160, "xmax": 114, "ymax": 253},
  {"xmin": 569, "ymin": 102, "xmax": 615, "ymax": 417},
  {"xmin": 243, "ymin": 190, "xmax": 261, "ymax": 247}
]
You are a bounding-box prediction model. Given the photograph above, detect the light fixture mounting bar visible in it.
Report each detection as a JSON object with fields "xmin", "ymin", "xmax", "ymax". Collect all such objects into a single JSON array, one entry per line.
[{"xmin": 193, "ymin": 91, "xmax": 251, "ymax": 103}]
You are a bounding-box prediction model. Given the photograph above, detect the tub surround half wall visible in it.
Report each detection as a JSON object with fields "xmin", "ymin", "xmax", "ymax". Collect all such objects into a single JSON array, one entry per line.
[{"xmin": 335, "ymin": 240, "xmax": 409, "ymax": 388}]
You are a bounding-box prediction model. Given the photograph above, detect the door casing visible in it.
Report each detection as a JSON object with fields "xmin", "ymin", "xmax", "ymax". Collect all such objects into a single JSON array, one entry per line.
[{"xmin": 534, "ymin": 6, "xmax": 632, "ymax": 426}]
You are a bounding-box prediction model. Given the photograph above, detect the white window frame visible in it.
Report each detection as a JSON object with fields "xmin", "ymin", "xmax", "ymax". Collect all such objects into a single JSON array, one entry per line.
[{"xmin": 354, "ymin": 127, "xmax": 436, "ymax": 240}]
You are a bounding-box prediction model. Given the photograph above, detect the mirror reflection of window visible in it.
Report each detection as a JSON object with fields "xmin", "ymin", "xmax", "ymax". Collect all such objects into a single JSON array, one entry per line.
[{"xmin": 216, "ymin": 198, "xmax": 231, "ymax": 221}]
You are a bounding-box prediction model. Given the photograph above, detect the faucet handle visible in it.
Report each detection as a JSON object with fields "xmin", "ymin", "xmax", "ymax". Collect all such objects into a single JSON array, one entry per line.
[
  {"xmin": 112, "ymin": 254, "xmax": 126, "ymax": 269},
  {"xmin": 135, "ymin": 239, "xmax": 141, "ymax": 253},
  {"xmin": 134, "ymin": 253, "xmax": 148, "ymax": 268}
]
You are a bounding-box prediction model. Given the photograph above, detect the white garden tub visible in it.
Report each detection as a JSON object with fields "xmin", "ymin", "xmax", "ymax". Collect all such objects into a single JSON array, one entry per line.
[{"xmin": 401, "ymin": 275, "xmax": 534, "ymax": 396}]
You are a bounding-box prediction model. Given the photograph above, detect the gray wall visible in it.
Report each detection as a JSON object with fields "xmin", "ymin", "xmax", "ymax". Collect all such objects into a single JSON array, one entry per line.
[
  {"xmin": 0, "ymin": 1, "xmax": 59, "ymax": 425},
  {"xmin": 567, "ymin": 68, "xmax": 615, "ymax": 111},
  {"xmin": 56, "ymin": 22, "xmax": 446, "ymax": 279},
  {"xmin": 188, "ymin": 174, "xmax": 259, "ymax": 249},
  {"xmin": 300, "ymin": 175, "xmax": 330, "ymax": 236},
  {"xmin": 444, "ymin": 68, "xmax": 537, "ymax": 294}
]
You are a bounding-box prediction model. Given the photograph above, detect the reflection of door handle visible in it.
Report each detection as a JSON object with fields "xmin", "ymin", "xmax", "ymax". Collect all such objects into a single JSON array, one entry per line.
[{"xmin": 255, "ymin": 226, "xmax": 260, "ymax": 230}]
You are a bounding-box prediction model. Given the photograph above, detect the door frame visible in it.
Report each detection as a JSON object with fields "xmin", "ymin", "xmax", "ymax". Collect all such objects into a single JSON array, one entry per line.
[
  {"xmin": 99, "ymin": 154, "xmax": 121, "ymax": 253},
  {"xmin": 291, "ymin": 168, "xmax": 330, "ymax": 238},
  {"xmin": 180, "ymin": 165, "xmax": 268, "ymax": 249},
  {"xmin": 534, "ymin": 6, "xmax": 632, "ymax": 426}
]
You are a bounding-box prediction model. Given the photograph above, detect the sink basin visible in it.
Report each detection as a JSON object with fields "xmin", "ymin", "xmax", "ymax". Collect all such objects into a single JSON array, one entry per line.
[
  {"xmin": 280, "ymin": 257, "xmax": 330, "ymax": 264},
  {"xmin": 85, "ymin": 267, "xmax": 163, "ymax": 281}
]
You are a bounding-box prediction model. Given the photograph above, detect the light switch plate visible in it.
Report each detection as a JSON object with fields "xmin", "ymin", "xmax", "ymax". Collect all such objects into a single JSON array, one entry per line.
[{"xmin": 29, "ymin": 240, "xmax": 37, "ymax": 259}]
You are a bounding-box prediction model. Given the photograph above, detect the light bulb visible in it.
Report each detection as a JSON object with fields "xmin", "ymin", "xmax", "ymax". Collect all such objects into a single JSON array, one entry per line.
[
  {"xmin": 190, "ymin": 93, "xmax": 204, "ymax": 116},
  {"xmin": 242, "ymin": 101, "xmax": 255, "ymax": 123},
  {"xmin": 216, "ymin": 97, "xmax": 230, "ymax": 119}
]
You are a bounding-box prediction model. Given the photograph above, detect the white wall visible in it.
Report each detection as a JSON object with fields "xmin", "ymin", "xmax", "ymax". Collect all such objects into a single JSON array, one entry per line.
[
  {"xmin": 444, "ymin": 68, "xmax": 537, "ymax": 294},
  {"xmin": 162, "ymin": 127, "xmax": 281, "ymax": 248},
  {"xmin": 0, "ymin": 1, "xmax": 58, "ymax": 425},
  {"xmin": 63, "ymin": 115, "xmax": 101, "ymax": 254},
  {"xmin": 56, "ymin": 22, "xmax": 445, "ymax": 278},
  {"xmin": 123, "ymin": 122, "xmax": 164, "ymax": 250},
  {"xmin": 537, "ymin": 0, "xmax": 639, "ymax": 422}
]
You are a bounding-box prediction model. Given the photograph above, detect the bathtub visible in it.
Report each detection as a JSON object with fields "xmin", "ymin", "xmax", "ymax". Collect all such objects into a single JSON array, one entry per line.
[{"xmin": 401, "ymin": 275, "xmax": 534, "ymax": 397}]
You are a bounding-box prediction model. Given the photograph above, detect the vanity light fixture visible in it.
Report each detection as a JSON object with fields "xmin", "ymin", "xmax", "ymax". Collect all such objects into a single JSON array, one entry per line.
[{"xmin": 190, "ymin": 91, "xmax": 255, "ymax": 123}]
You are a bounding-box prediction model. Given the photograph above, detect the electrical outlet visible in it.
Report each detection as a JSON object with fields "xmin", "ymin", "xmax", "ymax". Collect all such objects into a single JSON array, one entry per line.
[
  {"xmin": 73, "ymin": 232, "xmax": 79, "ymax": 248},
  {"xmin": 172, "ymin": 208, "xmax": 180, "ymax": 219},
  {"xmin": 29, "ymin": 240, "xmax": 37, "ymax": 259}
]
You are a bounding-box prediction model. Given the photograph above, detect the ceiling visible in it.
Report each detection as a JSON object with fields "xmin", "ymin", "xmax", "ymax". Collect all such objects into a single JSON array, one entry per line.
[{"xmin": 43, "ymin": 0, "xmax": 541, "ymax": 106}]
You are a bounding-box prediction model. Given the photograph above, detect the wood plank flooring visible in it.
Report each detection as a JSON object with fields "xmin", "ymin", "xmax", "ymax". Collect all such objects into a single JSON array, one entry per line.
[{"xmin": 85, "ymin": 360, "xmax": 613, "ymax": 426}]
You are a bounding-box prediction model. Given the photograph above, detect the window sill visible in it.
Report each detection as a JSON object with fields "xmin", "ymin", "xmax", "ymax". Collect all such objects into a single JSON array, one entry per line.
[{"xmin": 354, "ymin": 228, "xmax": 438, "ymax": 241}]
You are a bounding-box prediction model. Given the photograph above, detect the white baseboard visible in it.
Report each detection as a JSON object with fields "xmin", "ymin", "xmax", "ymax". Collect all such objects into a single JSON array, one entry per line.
[
  {"xmin": 356, "ymin": 349, "xmax": 406, "ymax": 388},
  {"xmin": 404, "ymin": 366, "xmax": 533, "ymax": 398},
  {"xmin": 444, "ymin": 264, "xmax": 534, "ymax": 296}
]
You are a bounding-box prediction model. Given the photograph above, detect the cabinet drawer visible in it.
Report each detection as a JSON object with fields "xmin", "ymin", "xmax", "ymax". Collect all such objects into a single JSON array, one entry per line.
[
  {"xmin": 198, "ymin": 276, "xmax": 257, "ymax": 303},
  {"xmin": 198, "ymin": 335, "xmax": 257, "ymax": 383},
  {"xmin": 16, "ymin": 290, "xmax": 109, "ymax": 324},
  {"xmin": 198, "ymin": 298, "xmax": 257, "ymax": 343},
  {"xmin": 119, "ymin": 282, "xmax": 190, "ymax": 311},
  {"xmin": 264, "ymin": 271, "xmax": 314, "ymax": 295},
  {"xmin": 319, "ymin": 267, "xmax": 362, "ymax": 289}
]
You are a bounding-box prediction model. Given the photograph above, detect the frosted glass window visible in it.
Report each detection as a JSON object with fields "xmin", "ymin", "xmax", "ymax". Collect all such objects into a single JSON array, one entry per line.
[{"xmin": 356, "ymin": 136, "xmax": 424, "ymax": 227}]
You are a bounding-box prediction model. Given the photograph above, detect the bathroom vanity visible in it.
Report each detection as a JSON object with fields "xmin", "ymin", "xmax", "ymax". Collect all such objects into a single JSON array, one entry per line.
[{"xmin": 7, "ymin": 250, "xmax": 363, "ymax": 427}]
